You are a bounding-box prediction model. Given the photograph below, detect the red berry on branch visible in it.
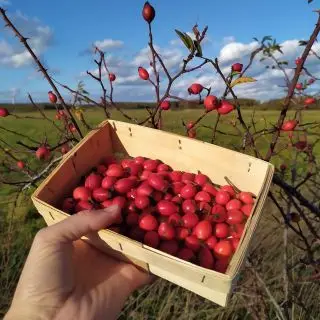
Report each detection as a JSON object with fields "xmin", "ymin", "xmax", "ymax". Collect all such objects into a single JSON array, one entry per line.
[
  {"xmin": 295, "ymin": 57, "xmax": 303, "ymax": 65},
  {"xmin": 188, "ymin": 128, "xmax": 196, "ymax": 138},
  {"xmin": 0, "ymin": 107, "xmax": 9, "ymax": 117},
  {"xmin": 48, "ymin": 91, "xmax": 57, "ymax": 103},
  {"xmin": 142, "ymin": 1, "xmax": 155, "ymax": 23},
  {"xmin": 68, "ymin": 123, "xmax": 77, "ymax": 133},
  {"xmin": 204, "ymin": 95, "xmax": 219, "ymax": 112},
  {"xmin": 231, "ymin": 63, "xmax": 243, "ymax": 72},
  {"xmin": 281, "ymin": 120, "xmax": 298, "ymax": 131},
  {"xmin": 304, "ymin": 97, "xmax": 316, "ymax": 105},
  {"xmin": 217, "ymin": 100, "xmax": 234, "ymax": 115},
  {"xmin": 17, "ymin": 161, "xmax": 25, "ymax": 169},
  {"xmin": 160, "ymin": 100, "xmax": 170, "ymax": 110},
  {"xmin": 36, "ymin": 145, "xmax": 50, "ymax": 160},
  {"xmin": 188, "ymin": 83, "xmax": 203, "ymax": 95},
  {"xmin": 138, "ymin": 67, "xmax": 150, "ymax": 80},
  {"xmin": 109, "ymin": 73, "xmax": 116, "ymax": 82},
  {"xmin": 295, "ymin": 83, "xmax": 303, "ymax": 90},
  {"xmin": 61, "ymin": 144, "xmax": 70, "ymax": 154},
  {"xmin": 186, "ymin": 121, "xmax": 194, "ymax": 130}
]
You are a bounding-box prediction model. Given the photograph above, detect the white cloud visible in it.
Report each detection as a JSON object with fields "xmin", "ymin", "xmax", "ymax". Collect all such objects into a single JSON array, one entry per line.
[
  {"xmin": 0, "ymin": 11, "xmax": 53, "ymax": 68},
  {"xmin": 94, "ymin": 39, "xmax": 124, "ymax": 51},
  {"xmin": 219, "ymin": 41, "xmax": 259, "ymax": 63}
]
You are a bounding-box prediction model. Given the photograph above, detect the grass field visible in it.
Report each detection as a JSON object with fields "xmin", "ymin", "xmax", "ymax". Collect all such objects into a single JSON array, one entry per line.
[{"xmin": 1, "ymin": 108, "xmax": 319, "ymax": 319}]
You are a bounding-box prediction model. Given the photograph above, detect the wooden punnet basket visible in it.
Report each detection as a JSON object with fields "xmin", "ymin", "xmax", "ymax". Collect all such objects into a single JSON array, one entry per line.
[{"xmin": 32, "ymin": 120, "xmax": 274, "ymax": 306}]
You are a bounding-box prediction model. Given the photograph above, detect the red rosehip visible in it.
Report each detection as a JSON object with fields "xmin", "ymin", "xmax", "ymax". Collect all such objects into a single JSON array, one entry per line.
[
  {"xmin": 180, "ymin": 184, "xmax": 197, "ymax": 199},
  {"xmin": 35, "ymin": 145, "xmax": 50, "ymax": 160},
  {"xmin": 195, "ymin": 191, "xmax": 211, "ymax": 203},
  {"xmin": 181, "ymin": 172, "xmax": 195, "ymax": 183},
  {"xmin": 231, "ymin": 63, "xmax": 243, "ymax": 72},
  {"xmin": 238, "ymin": 191, "xmax": 254, "ymax": 204},
  {"xmin": 158, "ymin": 222, "xmax": 175, "ymax": 240},
  {"xmin": 68, "ymin": 123, "xmax": 77, "ymax": 133},
  {"xmin": 202, "ymin": 183, "xmax": 218, "ymax": 196},
  {"xmin": 215, "ymin": 190, "xmax": 231, "ymax": 205},
  {"xmin": 241, "ymin": 204, "xmax": 253, "ymax": 217},
  {"xmin": 176, "ymin": 227, "xmax": 190, "ymax": 240},
  {"xmin": 0, "ymin": 107, "xmax": 9, "ymax": 117},
  {"xmin": 60, "ymin": 144, "xmax": 70, "ymax": 155},
  {"xmin": 114, "ymin": 178, "xmax": 137, "ymax": 194},
  {"xmin": 178, "ymin": 248, "xmax": 195, "ymax": 262},
  {"xmin": 109, "ymin": 73, "xmax": 116, "ymax": 82},
  {"xmin": 101, "ymin": 176, "xmax": 117, "ymax": 189},
  {"xmin": 138, "ymin": 67, "xmax": 149, "ymax": 80},
  {"xmin": 112, "ymin": 196, "xmax": 126, "ymax": 209},
  {"xmin": 139, "ymin": 214, "xmax": 158, "ymax": 231},
  {"xmin": 198, "ymin": 247, "xmax": 214, "ymax": 269},
  {"xmin": 194, "ymin": 220, "xmax": 212, "ymax": 240},
  {"xmin": 295, "ymin": 57, "xmax": 303, "ymax": 65},
  {"xmin": 281, "ymin": 120, "xmax": 297, "ymax": 131},
  {"xmin": 185, "ymin": 235, "xmax": 201, "ymax": 252},
  {"xmin": 220, "ymin": 185, "xmax": 236, "ymax": 197},
  {"xmin": 75, "ymin": 200, "xmax": 94, "ymax": 212},
  {"xmin": 126, "ymin": 212, "xmax": 139, "ymax": 226},
  {"xmin": 85, "ymin": 173, "xmax": 102, "ymax": 190},
  {"xmin": 188, "ymin": 128, "xmax": 197, "ymax": 138},
  {"xmin": 17, "ymin": 161, "xmax": 25, "ymax": 169},
  {"xmin": 186, "ymin": 121, "xmax": 194, "ymax": 130},
  {"xmin": 230, "ymin": 223, "xmax": 245, "ymax": 239},
  {"xmin": 135, "ymin": 195, "xmax": 150, "ymax": 210},
  {"xmin": 160, "ymin": 100, "xmax": 170, "ymax": 111},
  {"xmin": 188, "ymin": 83, "xmax": 203, "ymax": 95},
  {"xmin": 194, "ymin": 173, "xmax": 209, "ymax": 186},
  {"xmin": 304, "ymin": 97, "xmax": 316, "ymax": 105},
  {"xmin": 182, "ymin": 213, "xmax": 199, "ymax": 228},
  {"xmin": 308, "ymin": 78, "xmax": 315, "ymax": 85},
  {"xmin": 142, "ymin": 1, "xmax": 155, "ymax": 23},
  {"xmin": 144, "ymin": 231, "xmax": 160, "ymax": 248},
  {"xmin": 157, "ymin": 200, "xmax": 178, "ymax": 216},
  {"xmin": 159, "ymin": 240, "xmax": 179, "ymax": 255},
  {"xmin": 295, "ymin": 83, "xmax": 303, "ymax": 90},
  {"xmin": 204, "ymin": 95, "xmax": 219, "ymax": 112},
  {"xmin": 92, "ymin": 188, "xmax": 110, "ymax": 202},
  {"xmin": 148, "ymin": 173, "xmax": 168, "ymax": 192},
  {"xmin": 182, "ymin": 199, "xmax": 197, "ymax": 214},
  {"xmin": 214, "ymin": 223, "xmax": 229, "ymax": 238},
  {"xmin": 48, "ymin": 91, "xmax": 57, "ymax": 103},
  {"xmin": 214, "ymin": 240, "xmax": 233, "ymax": 259},
  {"xmin": 62, "ymin": 197, "xmax": 76, "ymax": 213},
  {"xmin": 226, "ymin": 199, "xmax": 242, "ymax": 211},
  {"xmin": 206, "ymin": 236, "xmax": 218, "ymax": 250},
  {"xmin": 143, "ymin": 159, "xmax": 159, "ymax": 172},
  {"xmin": 217, "ymin": 100, "xmax": 234, "ymax": 115},
  {"xmin": 227, "ymin": 209, "xmax": 244, "ymax": 225},
  {"xmin": 211, "ymin": 204, "xmax": 227, "ymax": 223},
  {"xmin": 168, "ymin": 213, "xmax": 182, "ymax": 226},
  {"xmin": 106, "ymin": 164, "xmax": 124, "ymax": 177}
]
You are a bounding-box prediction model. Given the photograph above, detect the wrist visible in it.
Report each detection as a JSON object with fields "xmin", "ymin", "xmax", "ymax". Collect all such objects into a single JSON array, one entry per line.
[{"xmin": 5, "ymin": 305, "xmax": 51, "ymax": 320}]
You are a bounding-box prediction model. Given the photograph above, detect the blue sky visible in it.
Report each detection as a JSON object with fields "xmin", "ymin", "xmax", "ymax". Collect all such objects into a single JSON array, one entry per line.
[{"xmin": 0, "ymin": 0, "xmax": 319, "ymax": 103}]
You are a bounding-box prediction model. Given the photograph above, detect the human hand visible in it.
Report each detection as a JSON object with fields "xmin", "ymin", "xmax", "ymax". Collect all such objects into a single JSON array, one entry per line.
[{"xmin": 5, "ymin": 205, "xmax": 151, "ymax": 320}]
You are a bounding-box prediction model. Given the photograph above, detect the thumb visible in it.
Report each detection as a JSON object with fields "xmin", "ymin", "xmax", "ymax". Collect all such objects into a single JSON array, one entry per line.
[{"xmin": 39, "ymin": 205, "xmax": 121, "ymax": 244}]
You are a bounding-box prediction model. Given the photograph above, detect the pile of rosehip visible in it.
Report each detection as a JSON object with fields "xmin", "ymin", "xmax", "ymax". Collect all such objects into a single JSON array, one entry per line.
[{"xmin": 61, "ymin": 156, "xmax": 255, "ymax": 273}]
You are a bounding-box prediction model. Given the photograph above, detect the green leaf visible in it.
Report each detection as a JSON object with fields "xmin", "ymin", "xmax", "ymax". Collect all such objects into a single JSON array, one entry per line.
[
  {"xmin": 175, "ymin": 29, "xmax": 194, "ymax": 51},
  {"xmin": 230, "ymin": 77, "xmax": 257, "ymax": 88},
  {"xmin": 194, "ymin": 40, "xmax": 203, "ymax": 57}
]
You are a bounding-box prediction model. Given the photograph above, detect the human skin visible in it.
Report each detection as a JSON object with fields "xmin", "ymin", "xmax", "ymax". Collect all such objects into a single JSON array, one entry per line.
[{"xmin": 5, "ymin": 205, "xmax": 151, "ymax": 320}]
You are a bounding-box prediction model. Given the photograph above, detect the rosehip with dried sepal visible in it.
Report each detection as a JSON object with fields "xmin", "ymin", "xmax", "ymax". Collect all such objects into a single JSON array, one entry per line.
[
  {"xmin": 138, "ymin": 67, "xmax": 149, "ymax": 80},
  {"xmin": 160, "ymin": 100, "xmax": 170, "ymax": 111},
  {"xmin": 204, "ymin": 95, "xmax": 219, "ymax": 112},
  {"xmin": 109, "ymin": 73, "xmax": 116, "ymax": 82},
  {"xmin": 188, "ymin": 83, "xmax": 203, "ymax": 95},
  {"xmin": 142, "ymin": 1, "xmax": 155, "ymax": 23},
  {"xmin": 48, "ymin": 91, "xmax": 57, "ymax": 103},
  {"xmin": 231, "ymin": 63, "xmax": 243, "ymax": 72}
]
